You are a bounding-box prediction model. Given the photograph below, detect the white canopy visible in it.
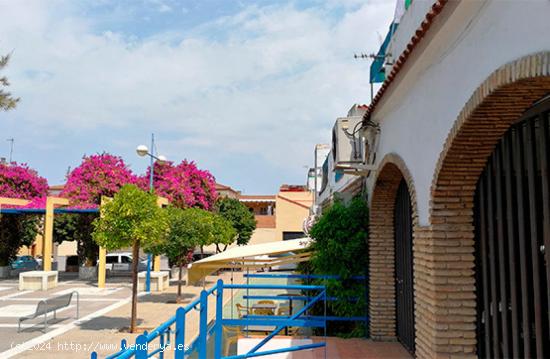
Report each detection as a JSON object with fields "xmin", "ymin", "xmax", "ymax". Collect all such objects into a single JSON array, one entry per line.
[{"xmin": 187, "ymin": 238, "xmax": 312, "ymax": 285}]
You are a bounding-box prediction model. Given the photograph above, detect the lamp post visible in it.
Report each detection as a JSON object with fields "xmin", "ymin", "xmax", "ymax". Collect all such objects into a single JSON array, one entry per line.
[{"xmin": 136, "ymin": 133, "xmax": 167, "ymax": 293}]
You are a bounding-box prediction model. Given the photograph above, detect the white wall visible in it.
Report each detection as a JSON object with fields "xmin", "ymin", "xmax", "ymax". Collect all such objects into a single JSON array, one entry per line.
[{"xmin": 366, "ymin": 0, "xmax": 550, "ymax": 225}]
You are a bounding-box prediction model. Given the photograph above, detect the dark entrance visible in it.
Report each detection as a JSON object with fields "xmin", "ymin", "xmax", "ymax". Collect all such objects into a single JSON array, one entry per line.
[
  {"xmin": 474, "ymin": 96, "xmax": 550, "ymax": 358},
  {"xmin": 394, "ymin": 179, "xmax": 415, "ymax": 353}
]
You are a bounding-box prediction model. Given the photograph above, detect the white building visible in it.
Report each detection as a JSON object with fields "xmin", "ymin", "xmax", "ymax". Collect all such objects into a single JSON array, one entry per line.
[{"xmin": 316, "ymin": 1, "xmax": 550, "ymax": 358}]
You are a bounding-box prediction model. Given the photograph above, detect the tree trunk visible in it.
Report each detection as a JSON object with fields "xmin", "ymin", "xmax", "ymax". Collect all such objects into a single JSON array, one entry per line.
[
  {"xmin": 223, "ymin": 244, "xmax": 228, "ymax": 252},
  {"xmin": 215, "ymin": 243, "xmax": 221, "ymax": 253},
  {"xmin": 130, "ymin": 240, "xmax": 140, "ymax": 333},
  {"xmin": 177, "ymin": 259, "xmax": 183, "ymax": 303}
]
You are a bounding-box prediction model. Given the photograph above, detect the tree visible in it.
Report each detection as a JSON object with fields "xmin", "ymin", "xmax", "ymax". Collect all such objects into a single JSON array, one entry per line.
[
  {"xmin": 210, "ymin": 211, "xmax": 237, "ymax": 253},
  {"xmin": 306, "ymin": 197, "xmax": 369, "ymax": 336},
  {"xmin": 143, "ymin": 160, "xmax": 218, "ymax": 210},
  {"xmin": 0, "ymin": 54, "xmax": 19, "ymax": 111},
  {"xmin": 53, "ymin": 214, "xmax": 97, "ymax": 266},
  {"xmin": 60, "ymin": 153, "xmax": 137, "ymax": 266},
  {"xmin": 62, "ymin": 153, "xmax": 138, "ymax": 207},
  {"xmin": 0, "ymin": 162, "xmax": 48, "ymax": 266},
  {"xmin": 162, "ymin": 207, "xmax": 211, "ymax": 302},
  {"xmin": 92, "ymin": 185, "xmax": 169, "ymax": 332},
  {"xmin": 216, "ymin": 197, "xmax": 256, "ymax": 247}
]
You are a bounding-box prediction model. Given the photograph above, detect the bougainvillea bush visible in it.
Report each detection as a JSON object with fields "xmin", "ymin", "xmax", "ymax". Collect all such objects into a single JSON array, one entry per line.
[
  {"xmin": 0, "ymin": 162, "xmax": 47, "ymax": 266},
  {"xmin": 142, "ymin": 160, "xmax": 218, "ymax": 210},
  {"xmin": 62, "ymin": 153, "xmax": 138, "ymax": 207},
  {"xmin": 56, "ymin": 153, "xmax": 138, "ymax": 266},
  {"xmin": 0, "ymin": 162, "xmax": 48, "ymax": 201}
]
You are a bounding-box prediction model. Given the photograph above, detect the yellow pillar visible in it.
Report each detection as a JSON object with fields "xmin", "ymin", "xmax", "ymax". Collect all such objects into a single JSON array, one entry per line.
[
  {"xmin": 98, "ymin": 246, "xmax": 106, "ymax": 288},
  {"xmin": 43, "ymin": 197, "xmax": 69, "ymax": 272},
  {"xmin": 43, "ymin": 199, "xmax": 54, "ymax": 271},
  {"xmin": 153, "ymin": 256, "xmax": 161, "ymax": 272},
  {"xmin": 97, "ymin": 196, "xmax": 112, "ymax": 288},
  {"xmin": 154, "ymin": 196, "xmax": 169, "ymax": 273}
]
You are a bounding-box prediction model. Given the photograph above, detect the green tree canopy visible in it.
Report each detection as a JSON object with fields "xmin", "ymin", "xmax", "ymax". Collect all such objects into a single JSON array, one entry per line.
[
  {"xmin": 210, "ymin": 211, "xmax": 237, "ymax": 251},
  {"xmin": 216, "ymin": 197, "xmax": 256, "ymax": 246},
  {"xmin": 92, "ymin": 184, "xmax": 169, "ymax": 253},
  {"xmin": 54, "ymin": 214, "xmax": 98, "ymax": 266},
  {"xmin": 161, "ymin": 207, "xmax": 224, "ymax": 302},
  {"xmin": 92, "ymin": 184, "xmax": 169, "ymax": 332},
  {"xmin": 0, "ymin": 54, "xmax": 19, "ymax": 111},
  {"xmin": 162, "ymin": 207, "xmax": 211, "ymax": 265},
  {"xmin": 0, "ymin": 215, "xmax": 39, "ymax": 266},
  {"xmin": 306, "ymin": 197, "xmax": 369, "ymax": 337}
]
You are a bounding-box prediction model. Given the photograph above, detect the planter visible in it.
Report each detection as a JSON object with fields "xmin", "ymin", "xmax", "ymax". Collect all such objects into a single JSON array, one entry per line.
[
  {"xmin": 79, "ymin": 266, "xmax": 97, "ymax": 280},
  {"xmin": 170, "ymin": 265, "xmax": 187, "ymax": 280},
  {"xmin": 0, "ymin": 266, "xmax": 10, "ymax": 279}
]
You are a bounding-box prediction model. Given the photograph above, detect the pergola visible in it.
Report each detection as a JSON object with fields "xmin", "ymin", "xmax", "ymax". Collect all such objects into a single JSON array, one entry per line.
[{"xmin": 0, "ymin": 195, "xmax": 168, "ymax": 290}]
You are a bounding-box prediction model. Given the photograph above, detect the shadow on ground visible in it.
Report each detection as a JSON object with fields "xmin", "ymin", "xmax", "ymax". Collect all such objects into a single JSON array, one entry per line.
[
  {"xmin": 78, "ymin": 317, "xmax": 143, "ymax": 330},
  {"xmin": 139, "ymin": 293, "xmax": 195, "ymax": 304}
]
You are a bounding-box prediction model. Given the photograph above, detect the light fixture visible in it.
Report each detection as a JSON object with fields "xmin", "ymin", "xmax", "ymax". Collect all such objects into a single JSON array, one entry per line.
[
  {"xmin": 136, "ymin": 145, "xmax": 149, "ymax": 157},
  {"xmin": 157, "ymin": 155, "xmax": 167, "ymax": 164}
]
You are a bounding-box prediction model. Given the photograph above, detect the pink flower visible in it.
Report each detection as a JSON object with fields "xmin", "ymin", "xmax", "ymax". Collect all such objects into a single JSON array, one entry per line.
[
  {"xmin": 140, "ymin": 160, "xmax": 218, "ymax": 210},
  {"xmin": 0, "ymin": 162, "xmax": 48, "ymax": 207}
]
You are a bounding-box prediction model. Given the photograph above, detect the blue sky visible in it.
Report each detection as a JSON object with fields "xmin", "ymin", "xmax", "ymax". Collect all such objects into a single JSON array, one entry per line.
[{"xmin": 0, "ymin": 0, "xmax": 394, "ymax": 194}]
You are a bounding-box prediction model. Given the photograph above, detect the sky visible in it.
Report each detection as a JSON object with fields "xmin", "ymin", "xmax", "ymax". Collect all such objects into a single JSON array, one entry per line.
[{"xmin": 0, "ymin": 0, "xmax": 395, "ymax": 194}]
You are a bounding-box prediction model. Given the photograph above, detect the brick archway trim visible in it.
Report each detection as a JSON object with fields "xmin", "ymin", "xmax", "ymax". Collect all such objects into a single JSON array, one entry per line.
[
  {"xmin": 416, "ymin": 52, "xmax": 550, "ymax": 358},
  {"xmin": 369, "ymin": 153, "xmax": 418, "ymax": 341}
]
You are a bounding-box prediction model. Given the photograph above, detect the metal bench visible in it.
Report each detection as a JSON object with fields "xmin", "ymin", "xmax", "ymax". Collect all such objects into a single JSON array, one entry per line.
[{"xmin": 18, "ymin": 291, "xmax": 79, "ymax": 332}]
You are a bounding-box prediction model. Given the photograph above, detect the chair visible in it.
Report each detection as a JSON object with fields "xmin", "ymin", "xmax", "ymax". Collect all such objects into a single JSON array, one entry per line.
[
  {"xmin": 235, "ymin": 303, "xmax": 250, "ymax": 318},
  {"xmin": 276, "ymin": 305, "xmax": 301, "ymax": 337},
  {"xmin": 254, "ymin": 300, "xmax": 275, "ymax": 315},
  {"xmin": 223, "ymin": 325, "xmax": 242, "ymax": 356}
]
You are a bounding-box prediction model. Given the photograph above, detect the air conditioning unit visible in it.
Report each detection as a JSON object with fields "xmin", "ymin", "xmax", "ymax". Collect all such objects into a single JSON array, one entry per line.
[{"xmin": 331, "ymin": 115, "xmax": 379, "ymax": 175}]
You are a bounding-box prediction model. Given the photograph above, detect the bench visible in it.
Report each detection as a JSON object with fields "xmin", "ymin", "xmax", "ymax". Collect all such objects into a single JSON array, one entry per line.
[{"xmin": 18, "ymin": 291, "xmax": 79, "ymax": 332}]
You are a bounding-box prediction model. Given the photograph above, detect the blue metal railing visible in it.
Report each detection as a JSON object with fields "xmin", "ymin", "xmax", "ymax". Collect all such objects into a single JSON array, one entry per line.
[
  {"xmin": 243, "ymin": 272, "xmax": 369, "ymax": 322},
  {"xmin": 93, "ymin": 279, "xmax": 327, "ymax": 359}
]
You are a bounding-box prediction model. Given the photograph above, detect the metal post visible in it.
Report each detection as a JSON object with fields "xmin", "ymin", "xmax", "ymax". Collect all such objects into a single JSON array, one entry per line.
[
  {"xmin": 160, "ymin": 329, "xmax": 165, "ymax": 359},
  {"xmin": 199, "ymin": 290, "xmax": 208, "ymax": 359},
  {"xmin": 135, "ymin": 334, "xmax": 148, "ymax": 359},
  {"xmin": 146, "ymin": 133, "xmax": 154, "ymax": 293},
  {"xmin": 214, "ymin": 279, "xmax": 224, "ymax": 359},
  {"xmin": 175, "ymin": 307, "xmax": 185, "ymax": 359},
  {"xmin": 323, "ymin": 288, "xmax": 327, "ymax": 359},
  {"xmin": 246, "ymin": 262, "xmax": 249, "ymax": 338}
]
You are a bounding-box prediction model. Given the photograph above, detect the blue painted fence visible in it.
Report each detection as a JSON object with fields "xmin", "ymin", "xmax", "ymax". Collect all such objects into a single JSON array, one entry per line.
[{"xmin": 92, "ymin": 279, "xmax": 328, "ymax": 359}]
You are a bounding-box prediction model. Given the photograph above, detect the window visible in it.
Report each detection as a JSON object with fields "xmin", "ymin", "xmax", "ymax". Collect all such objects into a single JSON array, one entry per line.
[
  {"xmin": 121, "ymin": 256, "xmax": 132, "ymax": 263},
  {"xmin": 106, "ymin": 256, "xmax": 117, "ymax": 264},
  {"xmin": 282, "ymin": 232, "xmax": 305, "ymax": 241}
]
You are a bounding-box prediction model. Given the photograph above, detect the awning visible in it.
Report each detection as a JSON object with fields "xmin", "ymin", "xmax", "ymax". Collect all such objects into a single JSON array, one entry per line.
[{"xmin": 187, "ymin": 238, "xmax": 312, "ymax": 285}]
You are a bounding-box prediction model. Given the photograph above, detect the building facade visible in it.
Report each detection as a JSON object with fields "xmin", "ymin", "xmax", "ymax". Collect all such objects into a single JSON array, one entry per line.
[{"xmin": 319, "ymin": 1, "xmax": 550, "ymax": 357}]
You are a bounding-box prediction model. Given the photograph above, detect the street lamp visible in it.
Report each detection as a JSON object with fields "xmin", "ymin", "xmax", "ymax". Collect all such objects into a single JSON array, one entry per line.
[{"xmin": 136, "ymin": 134, "xmax": 167, "ymax": 293}]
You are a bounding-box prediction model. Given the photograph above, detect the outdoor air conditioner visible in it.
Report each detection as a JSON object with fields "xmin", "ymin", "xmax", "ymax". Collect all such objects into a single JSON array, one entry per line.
[{"xmin": 331, "ymin": 115, "xmax": 380, "ymax": 175}]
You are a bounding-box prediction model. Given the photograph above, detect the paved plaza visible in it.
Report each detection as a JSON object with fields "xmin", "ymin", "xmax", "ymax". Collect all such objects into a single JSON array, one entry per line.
[{"xmin": 0, "ymin": 272, "xmax": 242, "ymax": 359}]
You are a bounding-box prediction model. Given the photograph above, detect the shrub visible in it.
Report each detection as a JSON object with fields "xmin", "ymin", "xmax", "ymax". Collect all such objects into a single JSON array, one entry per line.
[{"xmin": 305, "ymin": 197, "xmax": 369, "ymax": 337}]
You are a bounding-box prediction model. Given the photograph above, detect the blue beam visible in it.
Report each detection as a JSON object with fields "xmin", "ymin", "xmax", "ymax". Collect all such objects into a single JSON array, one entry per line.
[
  {"xmin": 247, "ymin": 289, "xmax": 326, "ymax": 355},
  {"xmin": 221, "ymin": 318, "xmax": 325, "ymax": 328},
  {"xmin": 243, "ymin": 273, "xmax": 366, "ymax": 280},
  {"xmin": 224, "ymin": 284, "xmax": 324, "ymax": 290},
  {"xmin": 223, "ymin": 342, "xmax": 326, "ymax": 359}
]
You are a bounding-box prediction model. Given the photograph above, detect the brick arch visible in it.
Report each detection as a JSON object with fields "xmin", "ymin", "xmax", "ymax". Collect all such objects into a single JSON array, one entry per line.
[
  {"xmin": 369, "ymin": 153, "xmax": 418, "ymax": 341},
  {"xmin": 416, "ymin": 52, "xmax": 550, "ymax": 358}
]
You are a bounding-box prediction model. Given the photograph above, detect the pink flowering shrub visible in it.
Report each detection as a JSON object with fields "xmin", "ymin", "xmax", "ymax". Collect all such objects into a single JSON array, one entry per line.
[
  {"xmin": 0, "ymin": 162, "xmax": 48, "ymax": 202},
  {"xmin": 62, "ymin": 153, "xmax": 138, "ymax": 207},
  {"xmin": 0, "ymin": 162, "xmax": 47, "ymax": 264},
  {"xmin": 142, "ymin": 160, "xmax": 218, "ymax": 210}
]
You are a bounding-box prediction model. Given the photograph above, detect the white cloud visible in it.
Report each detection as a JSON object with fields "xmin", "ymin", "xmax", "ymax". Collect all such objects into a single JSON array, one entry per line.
[{"xmin": 0, "ymin": 0, "xmax": 394, "ymax": 192}]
